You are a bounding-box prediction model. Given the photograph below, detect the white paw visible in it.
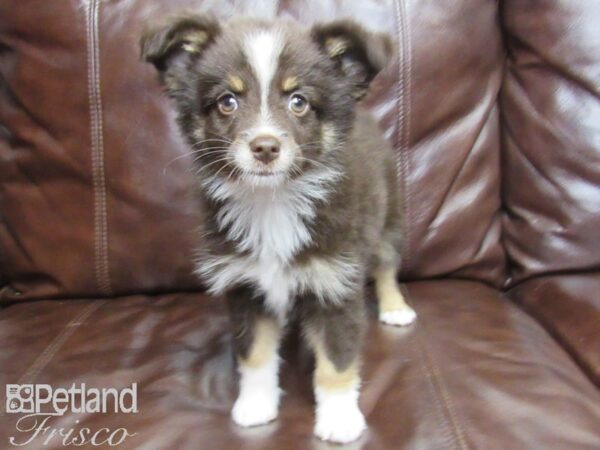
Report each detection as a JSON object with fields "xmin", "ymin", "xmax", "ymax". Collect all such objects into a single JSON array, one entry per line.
[
  {"xmin": 379, "ymin": 307, "xmax": 417, "ymax": 326},
  {"xmin": 231, "ymin": 392, "xmax": 279, "ymax": 427},
  {"xmin": 314, "ymin": 387, "xmax": 366, "ymax": 444},
  {"xmin": 315, "ymin": 402, "xmax": 366, "ymax": 443}
]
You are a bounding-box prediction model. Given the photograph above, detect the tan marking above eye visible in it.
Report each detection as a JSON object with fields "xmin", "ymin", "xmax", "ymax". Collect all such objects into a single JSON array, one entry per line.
[
  {"xmin": 181, "ymin": 30, "xmax": 209, "ymax": 53},
  {"xmin": 282, "ymin": 76, "xmax": 299, "ymax": 92},
  {"xmin": 228, "ymin": 75, "xmax": 245, "ymax": 93},
  {"xmin": 325, "ymin": 37, "xmax": 348, "ymax": 57}
]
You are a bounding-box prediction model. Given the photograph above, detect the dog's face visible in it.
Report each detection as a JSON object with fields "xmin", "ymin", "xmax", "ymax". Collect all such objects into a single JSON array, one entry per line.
[{"xmin": 142, "ymin": 15, "xmax": 392, "ymax": 187}]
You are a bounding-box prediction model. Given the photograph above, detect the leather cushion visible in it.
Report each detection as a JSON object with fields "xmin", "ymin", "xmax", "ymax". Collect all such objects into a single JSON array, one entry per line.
[
  {"xmin": 1, "ymin": 281, "xmax": 599, "ymax": 449},
  {"xmin": 0, "ymin": 0, "xmax": 507, "ymax": 301},
  {"xmin": 501, "ymin": 0, "xmax": 600, "ymax": 284}
]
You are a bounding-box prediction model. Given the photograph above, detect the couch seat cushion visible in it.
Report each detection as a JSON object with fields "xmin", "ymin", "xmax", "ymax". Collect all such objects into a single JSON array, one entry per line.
[{"xmin": 1, "ymin": 280, "xmax": 599, "ymax": 449}]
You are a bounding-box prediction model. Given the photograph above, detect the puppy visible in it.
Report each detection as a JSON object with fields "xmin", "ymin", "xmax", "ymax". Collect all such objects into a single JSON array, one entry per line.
[{"xmin": 141, "ymin": 13, "xmax": 416, "ymax": 444}]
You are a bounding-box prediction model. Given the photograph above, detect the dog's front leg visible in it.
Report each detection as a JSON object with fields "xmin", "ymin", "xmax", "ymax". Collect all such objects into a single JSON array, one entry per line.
[
  {"xmin": 226, "ymin": 285, "xmax": 282, "ymax": 427},
  {"xmin": 300, "ymin": 291, "xmax": 367, "ymax": 444}
]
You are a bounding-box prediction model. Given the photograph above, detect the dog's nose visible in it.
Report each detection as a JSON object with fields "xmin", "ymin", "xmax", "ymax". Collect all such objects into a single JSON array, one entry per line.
[{"xmin": 250, "ymin": 136, "xmax": 281, "ymax": 164}]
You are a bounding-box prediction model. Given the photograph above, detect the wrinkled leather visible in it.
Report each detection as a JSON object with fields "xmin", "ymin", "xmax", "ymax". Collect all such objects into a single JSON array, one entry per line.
[
  {"xmin": 501, "ymin": 0, "xmax": 600, "ymax": 284},
  {"xmin": 509, "ymin": 274, "xmax": 600, "ymax": 386},
  {"xmin": 373, "ymin": 0, "xmax": 506, "ymax": 286},
  {"xmin": 1, "ymin": 281, "xmax": 599, "ymax": 449},
  {"xmin": 1, "ymin": 1, "xmax": 599, "ymax": 449},
  {"xmin": 0, "ymin": 0, "xmax": 203, "ymax": 299},
  {"xmin": 0, "ymin": 0, "xmax": 507, "ymax": 300}
]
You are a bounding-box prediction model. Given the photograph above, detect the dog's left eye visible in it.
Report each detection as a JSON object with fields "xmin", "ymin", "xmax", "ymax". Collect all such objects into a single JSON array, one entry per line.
[
  {"xmin": 217, "ymin": 93, "xmax": 238, "ymax": 115},
  {"xmin": 288, "ymin": 93, "xmax": 310, "ymax": 117}
]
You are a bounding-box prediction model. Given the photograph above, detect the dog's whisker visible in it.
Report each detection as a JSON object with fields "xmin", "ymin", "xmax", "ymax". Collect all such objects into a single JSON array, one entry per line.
[
  {"xmin": 294, "ymin": 156, "xmax": 329, "ymax": 171},
  {"xmin": 192, "ymin": 142, "xmax": 232, "ymax": 150},
  {"xmin": 192, "ymin": 150, "xmax": 229, "ymax": 161},
  {"xmin": 207, "ymin": 132, "xmax": 235, "ymax": 142},
  {"xmin": 193, "ymin": 138, "xmax": 233, "ymax": 145},
  {"xmin": 227, "ymin": 165, "xmax": 242, "ymax": 183},
  {"xmin": 192, "ymin": 145, "xmax": 231, "ymax": 152},
  {"xmin": 163, "ymin": 149, "xmax": 230, "ymax": 174},
  {"xmin": 191, "ymin": 142, "xmax": 232, "ymax": 150},
  {"xmin": 213, "ymin": 159, "xmax": 237, "ymax": 179},
  {"xmin": 196, "ymin": 157, "xmax": 233, "ymax": 175}
]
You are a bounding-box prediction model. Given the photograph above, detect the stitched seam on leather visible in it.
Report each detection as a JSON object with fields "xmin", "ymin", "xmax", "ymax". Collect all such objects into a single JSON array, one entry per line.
[
  {"xmin": 393, "ymin": 0, "xmax": 412, "ymax": 271},
  {"xmin": 417, "ymin": 325, "xmax": 470, "ymax": 450},
  {"xmin": 413, "ymin": 330, "xmax": 460, "ymax": 450},
  {"xmin": 398, "ymin": 286, "xmax": 458, "ymax": 449},
  {"xmin": 86, "ymin": 0, "xmax": 112, "ymax": 295},
  {"xmin": 16, "ymin": 300, "xmax": 107, "ymax": 385}
]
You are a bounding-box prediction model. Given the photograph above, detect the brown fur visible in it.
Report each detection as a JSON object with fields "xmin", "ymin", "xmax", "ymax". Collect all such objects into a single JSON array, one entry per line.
[{"xmin": 141, "ymin": 14, "xmax": 411, "ymax": 438}]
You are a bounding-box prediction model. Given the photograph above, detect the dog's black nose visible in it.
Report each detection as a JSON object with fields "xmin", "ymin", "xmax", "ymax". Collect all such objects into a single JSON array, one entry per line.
[{"xmin": 250, "ymin": 136, "xmax": 281, "ymax": 164}]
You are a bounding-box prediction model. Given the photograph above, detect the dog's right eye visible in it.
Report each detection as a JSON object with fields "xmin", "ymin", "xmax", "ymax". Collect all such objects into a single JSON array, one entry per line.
[{"xmin": 217, "ymin": 93, "xmax": 238, "ymax": 115}]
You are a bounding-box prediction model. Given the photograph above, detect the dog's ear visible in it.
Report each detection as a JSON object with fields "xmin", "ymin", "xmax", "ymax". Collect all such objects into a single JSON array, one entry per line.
[
  {"xmin": 311, "ymin": 20, "xmax": 393, "ymax": 100},
  {"xmin": 140, "ymin": 14, "xmax": 221, "ymax": 76}
]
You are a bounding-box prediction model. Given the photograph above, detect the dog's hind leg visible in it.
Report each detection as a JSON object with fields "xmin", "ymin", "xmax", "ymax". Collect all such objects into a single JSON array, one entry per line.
[{"xmin": 373, "ymin": 241, "xmax": 416, "ymax": 326}]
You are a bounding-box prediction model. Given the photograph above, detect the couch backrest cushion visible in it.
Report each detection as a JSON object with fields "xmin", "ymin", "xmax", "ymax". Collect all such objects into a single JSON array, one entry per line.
[
  {"xmin": 383, "ymin": 0, "xmax": 506, "ymax": 284},
  {"xmin": 501, "ymin": 0, "xmax": 600, "ymax": 285},
  {"xmin": 0, "ymin": 0, "xmax": 506, "ymax": 301},
  {"xmin": 0, "ymin": 0, "xmax": 204, "ymax": 299}
]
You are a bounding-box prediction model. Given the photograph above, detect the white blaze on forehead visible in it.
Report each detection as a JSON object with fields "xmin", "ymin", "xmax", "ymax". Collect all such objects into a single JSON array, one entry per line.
[{"xmin": 243, "ymin": 29, "xmax": 284, "ymax": 117}]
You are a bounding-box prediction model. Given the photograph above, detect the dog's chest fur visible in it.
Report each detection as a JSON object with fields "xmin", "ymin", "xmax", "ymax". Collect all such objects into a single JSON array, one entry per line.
[{"xmin": 197, "ymin": 170, "xmax": 359, "ymax": 319}]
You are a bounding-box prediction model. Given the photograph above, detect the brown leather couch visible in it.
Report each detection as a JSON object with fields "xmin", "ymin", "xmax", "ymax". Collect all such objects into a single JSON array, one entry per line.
[{"xmin": 1, "ymin": 1, "xmax": 599, "ymax": 449}]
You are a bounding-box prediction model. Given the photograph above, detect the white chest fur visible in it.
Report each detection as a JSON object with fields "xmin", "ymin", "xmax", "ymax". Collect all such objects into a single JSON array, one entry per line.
[{"xmin": 196, "ymin": 171, "xmax": 359, "ymax": 320}]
